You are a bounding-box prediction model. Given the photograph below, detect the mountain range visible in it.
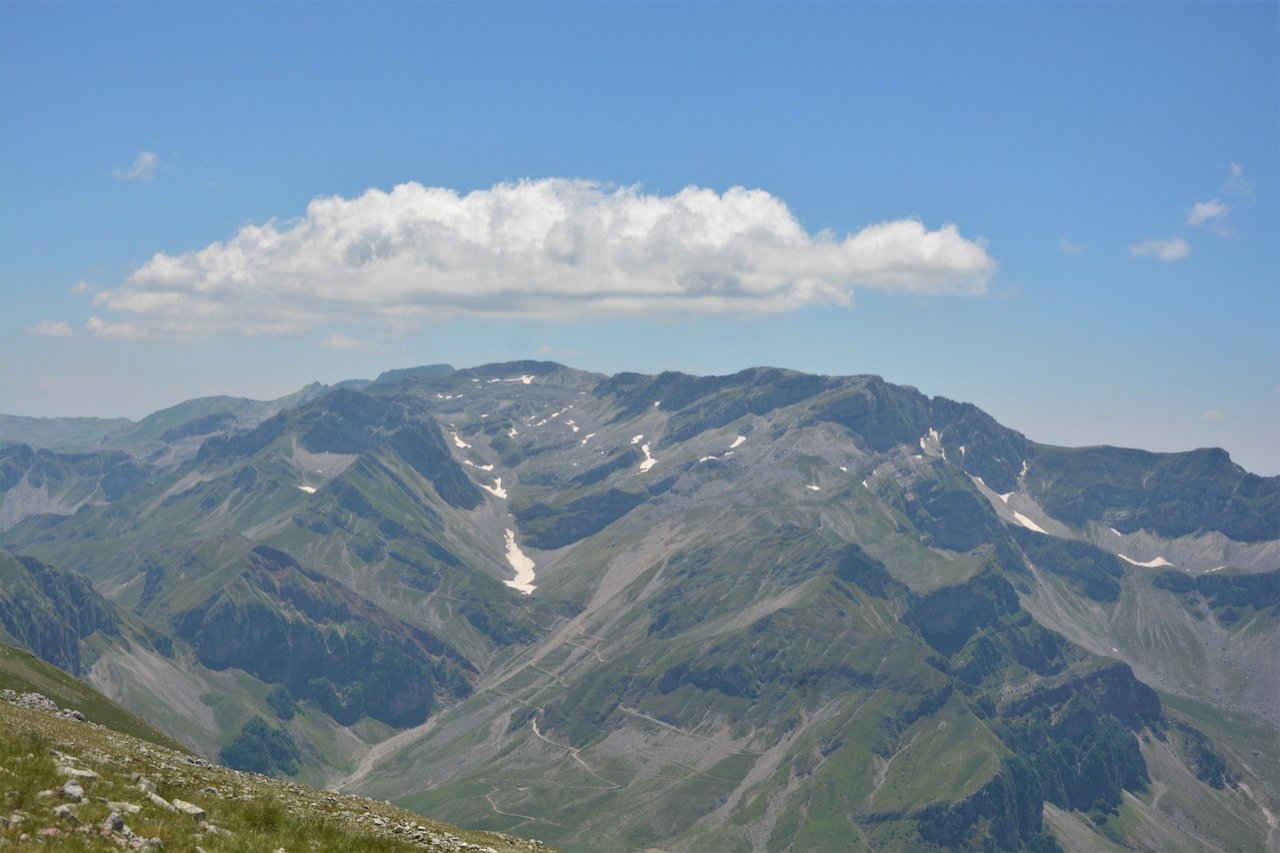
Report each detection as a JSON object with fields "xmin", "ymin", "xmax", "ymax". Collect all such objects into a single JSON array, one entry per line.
[{"xmin": 2, "ymin": 361, "xmax": 1277, "ymax": 851}]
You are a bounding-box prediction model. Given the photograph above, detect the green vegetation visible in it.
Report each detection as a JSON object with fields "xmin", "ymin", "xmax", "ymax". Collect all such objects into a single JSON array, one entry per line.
[
  {"xmin": 1027, "ymin": 445, "xmax": 1278, "ymax": 542},
  {"xmin": 3, "ymin": 361, "xmax": 1274, "ymax": 851},
  {"xmin": 0, "ymin": 698, "xmax": 546, "ymax": 851},
  {"xmin": 218, "ymin": 716, "xmax": 301, "ymax": 776},
  {"xmin": 0, "ymin": 643, "xmax": 185, "ymax": 752}
]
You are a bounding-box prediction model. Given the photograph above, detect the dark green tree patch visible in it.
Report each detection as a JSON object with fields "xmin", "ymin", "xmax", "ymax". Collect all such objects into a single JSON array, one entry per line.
[{"xmin": 218, "ymin": 716, "xmax": 300, "ymax": 776}]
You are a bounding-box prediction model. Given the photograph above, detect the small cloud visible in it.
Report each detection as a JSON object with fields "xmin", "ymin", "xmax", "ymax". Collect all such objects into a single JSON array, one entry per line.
[
  {"xmin": 1225, "ymin": 162, "xmax": 1250, "ymax": 195},
  {"xmin": 538, "ymin": 343, "xmax": 586, "ymax": 358},
  {"xmin": 69, "ymin": 279, "xmax": 98, "ymax": 296},
  {"xmin": 114, "ymin": 150, "xmax": 159, "ymax": 182},
  {"xmin": 321, "ymin": 333, "xmax": 374, "ymax": 351},
  {"xmin": 1186, "ymin": 199, "xmax": 1230, "ymax": 226},
  {"xmin": 26, "ymin": 320, "xmax": 73, "ymax": 337},
  {"xmin": 1201, "ymin": 409, "xmax": 1223, "ymax": 421},
  {"xmin": 1058, "ymin": 237, "xmax": 1088, "ymax": 255},
  {"xmin": 1129, "ymin": 237, "xmax": 1190, "ymax": 262},
  {"xmin": 86, "ymin": 316, "xmax": 143, "ymax": 340},
  {"xmin": 1186, "ymin": 198, "xmax": 1233, "ymax": 237}
]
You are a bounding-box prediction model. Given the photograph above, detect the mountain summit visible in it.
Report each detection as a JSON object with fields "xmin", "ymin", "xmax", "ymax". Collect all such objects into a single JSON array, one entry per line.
[{"xmin": 2, "ymin": 362, "xmax": 1277, "ymax": 851}]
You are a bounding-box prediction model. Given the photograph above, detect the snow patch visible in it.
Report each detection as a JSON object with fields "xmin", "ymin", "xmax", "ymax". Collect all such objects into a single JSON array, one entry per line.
[
  {"xmin": 729, "ymin": 435, "xmax": 746, "ymax": 449},
  {"xmin": 919, "ymin": 429, "xmax": 945, "ymax": 459},
  {"xmin": 653, "ymin": 401, "xmax": 661, "ymax": 408},
  {"xmin": 862, "ymin": 480, "xmax": 870, "ymax": 489},
  {"xmin": 297, "ymin": 485, "xmax": 316, "ymax": 494},
  {"xmin": 638, "ymin": 443, "xmax": 657, "ymax": 472},
  {"xmin": 839, "ymin": 466, "xmax": 848, "ymax": 472},
  {"xmin": 997, "ymin": 492, "xmax": 1013, "ymax": 504},
  {"xmin": 480, "ymin": 477, "xmax": 508, "ymax": 499},
  {"xmin": 463, "ymin": 460, "xmax": 495, "ymax": 472},
  {"xmin": 1011, "ymin": 512, "xmax": 1046, "ymax": 534},
  {"xmin": 806, "ymin": 484, "xmax": 821, "ymax": 492},
  {"xmin": 1117, "ymin": 554, "xmax": 1174, "ymax": 568},
  {"xmin": 1019, "ymin": 460, "xmax": 1028, "ymax": 478},
  {"xmin": 503, "ymin": 529, "xmax": 536, "ymax": 594},
  {"xmin": 630, "ymin": 434, "xmax": 644, "ymax": 445},
  {"xmin": 508, "ymin": 427, "xmax": 519, "ymax": 438},
  {"xmin": 450, "ymin": 432, "xmax": 471, "ymax": 449},
  {"xmin": 580, "ymin": 432, "xmax": 596, "ymax": 446},
  {"xmin": 1109, "ymin": 527, "xmax": 1122, "ymax": 537},
  {"xmin": 699, "ymin": 455, "xmax": 718, "ymax": 463}
]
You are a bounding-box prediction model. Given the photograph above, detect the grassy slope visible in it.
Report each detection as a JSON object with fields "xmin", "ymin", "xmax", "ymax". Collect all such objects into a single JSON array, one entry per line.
[
  {"xmin": 0, "ymin": 698, "xmax": 550, "ymax": 852},
  {"xmin": 0, "ymin": 644, "xmax": 185, "ymax": 752}
]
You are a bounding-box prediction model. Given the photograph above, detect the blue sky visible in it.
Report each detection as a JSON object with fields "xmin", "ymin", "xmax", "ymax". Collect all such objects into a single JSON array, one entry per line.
[{"xmin": 2, "ymin": 2, "xmax": 1277, "ymax": 474}]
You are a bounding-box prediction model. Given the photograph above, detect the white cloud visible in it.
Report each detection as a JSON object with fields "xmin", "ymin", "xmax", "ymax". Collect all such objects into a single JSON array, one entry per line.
[
  {"xmin": 1186, "ymin": 198, "xmax": 1233, "ymax": 237},
  {"xmin": 86, "ymin": 316, "xmax": 143, "ymax": 340},
  {"xmin": 1058, "ymin": 237, "xmax": 1087, "ymax": 255},
  {"xmin": 81, "ymin": 179, "xmax": 997, "ymax": 339},
  {"xmin": 1186, "ymin": 198, "xmax": 1230, "ymax": 226},
  {"xmin": 1225, "ymin": 162, "xmax": 1249, "ymax": 195},
  {"xmin": 114, "ymin": 151, "xmax": 159, "ymax": 182},
  {"xmin": 1128, "ymin": 237, "xmax": 1190, "ymax": 262},
  {"xmin": 69, "ymin": 279, "xmax": 98, "ymax": 296},
  {"xmin": 26, "ymin": 320, "xmax": 73, "ymax": 337},
  {"xmin": 321, "ymin": 333, "xmax": 375, "ymax": 351},
  {"xmin": 1200, "ymin": 409, "xmax": 1223, "ymax": 421}
]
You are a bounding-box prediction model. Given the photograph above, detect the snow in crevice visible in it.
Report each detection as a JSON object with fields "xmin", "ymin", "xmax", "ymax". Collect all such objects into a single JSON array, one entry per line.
[
  {"xmin": 638, "ymin": 443, "xmax": 657, "ymax": 472},
  {"xmin": 838, "ymin": 465, "xmax": 848, "ymax": 472},
  {"xmin": 1011, "ymin": 512, "xmax": 1046, "ymax": 534},
  {"xmin": 503, "ymin": 529, "xmax": 536, "ymax": 594},
  {"xmin": 297, "ymin": 485, "xmax": 317, "ymax": 494},
  {"xmin": 480, "ymin": 477, "xmax": 508, "ymax": 499},
  {"xmin": 699, "ymin": 455, "xmax": 718, "ymax": 463},
  {"xmin": 630, "ymin": 434, "xmax": 644, "ymax": 445},
  {"xmin": 1117, "ymin": 554, "xmax": 1174, "ymax": 568},
  {"xmin": 729, "ymin": 435, "xmax": 746, "ymax": 449},
  {"xmin": 463, "ymin": 460, "xmax": 495, "ymax": 472},
  {"xmin": 507, "ymin": 427, "xmax": 519, "ymax": 438},
  {"xmin": 997, "ymin": 491, "xmax": 1013, "ymax": 504},
  {"xmin": 450, "ymin": 432, "xmax": 471, "ymax": 449},
  {"xmin": 919, "ymin": 428, "xmax": 946, "ymax": 460},
  {"xmin": 806, "ymin": 484, "xmax": 821, "ymax": 492},
  {"xmin": 580, "ymin": 432, "xmax": 596, "ymax": 446},
  {"xmin": 653, "ymin": 401, "xmax": 661, "ymax": 408}
]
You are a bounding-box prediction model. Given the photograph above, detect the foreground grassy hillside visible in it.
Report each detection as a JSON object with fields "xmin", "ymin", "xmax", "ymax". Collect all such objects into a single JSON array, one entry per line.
[
  {"xmin": 0, "ymin": 644, "xmax": 185, "ymax": 753},
  {"xmin": 0, "ymin": 645, "xmax": 550, "ymax": 852}
]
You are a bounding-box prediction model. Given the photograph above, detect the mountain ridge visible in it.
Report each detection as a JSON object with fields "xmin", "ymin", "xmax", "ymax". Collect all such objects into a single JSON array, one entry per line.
[{"xmin": 1, "ymin": 361, "xmax": 1276, "ymax": 851}]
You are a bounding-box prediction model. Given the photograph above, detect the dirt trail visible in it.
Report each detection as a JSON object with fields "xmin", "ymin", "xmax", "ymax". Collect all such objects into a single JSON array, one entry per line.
[
  {"xmin": 332, "ymin": 714, "xmax": 442, "ymax": 792},
  {"xmin": 530, "ymin": 719, "xmax": 620, "ymax": 790}
]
